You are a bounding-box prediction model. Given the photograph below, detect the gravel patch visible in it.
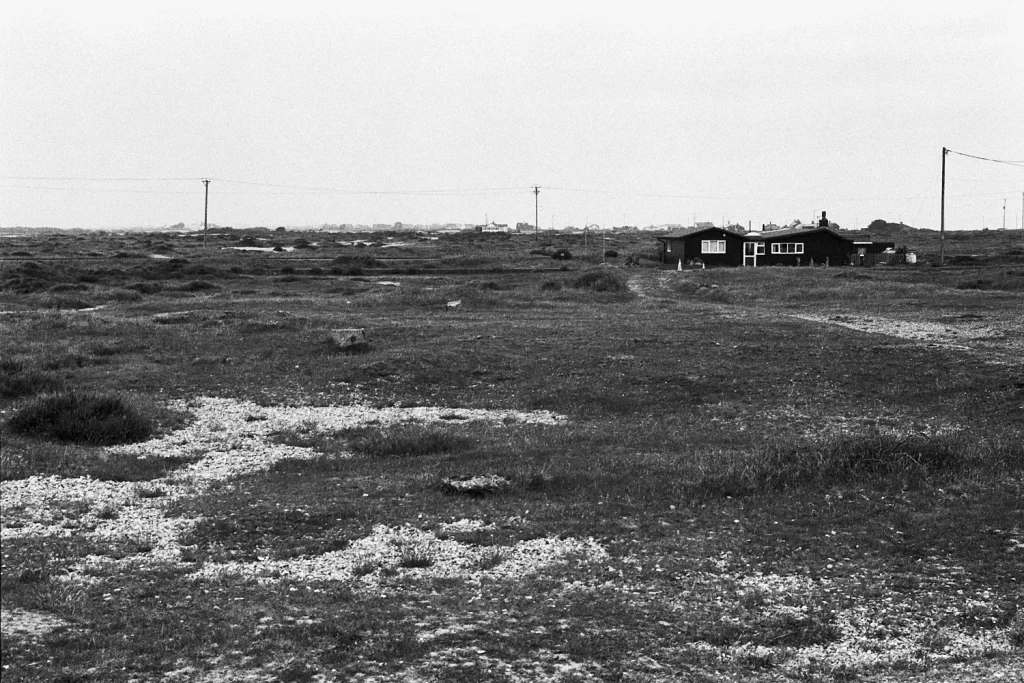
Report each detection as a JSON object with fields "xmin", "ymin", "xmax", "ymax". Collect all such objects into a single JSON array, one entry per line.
[
  {"xmin": 195, "ymin": 523, "xmax": 608, "ymax": 589},
  {"xmin": 792, "ymin": 313, "xmax": 1024, "ymax": 365},
  {"xmin": 1, "ymin": 397, "xmax": 568, "ymax": 580}
]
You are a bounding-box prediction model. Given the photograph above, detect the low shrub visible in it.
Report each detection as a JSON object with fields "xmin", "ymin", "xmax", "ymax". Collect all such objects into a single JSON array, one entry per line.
[
  {"xmin": 6, "ymin": 391, "xmax": 154, "ymax": 445},
  {"xmin": 551, "ymin": 248, "xmax": 573, "ymax": 260},
  {"xmin": 126, "ymin": 282, "xmax": 162, "ymax": 294},
  {"xmin": 341, "ymin": 424, "xmax": 474, "ymax": 458},
  {"xmin": 571, "ymin": 269, "xmax": 629, "ymax": 292},
  {"xmin": 332, "ymin": 253, "xmax": 378, "ymax": 276},
  {"xmin": 692, "ymin": 432, "xmax": 1019, "ymax": 496},
  {"xmin": 397, "ymin": 547, "xmax": 434, "ymax": 568}
]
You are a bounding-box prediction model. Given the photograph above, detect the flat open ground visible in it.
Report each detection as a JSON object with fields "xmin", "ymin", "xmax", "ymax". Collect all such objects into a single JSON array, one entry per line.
[{"xmin": 1, "ymin": 229, "xmax": 1022, "ymax": 682}]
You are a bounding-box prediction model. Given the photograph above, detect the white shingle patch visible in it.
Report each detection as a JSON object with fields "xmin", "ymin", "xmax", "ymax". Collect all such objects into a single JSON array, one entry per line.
[
  {"xmin": 195, "ymin": 523, "xmax": 608, "ymax": 588},
  {"xmin": 1, "ymin": 397, "xmax": 568, "ymax": 581}
]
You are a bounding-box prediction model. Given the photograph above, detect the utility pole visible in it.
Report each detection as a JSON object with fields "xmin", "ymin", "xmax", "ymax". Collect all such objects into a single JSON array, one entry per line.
[
  {"xmin": 940, "ymin": 147, "xmax": 947, "ymax": 266},
  {"xmin": 533, "ymin": 186, "xmax": 539, "ymax": 240},
  {"xmin": 1003, "ymin": 198, "xmax": 1007, "ymax": 231},
  {"xmin": 202, "ymin": 178, "xmax": 210, "ymax": 250}
]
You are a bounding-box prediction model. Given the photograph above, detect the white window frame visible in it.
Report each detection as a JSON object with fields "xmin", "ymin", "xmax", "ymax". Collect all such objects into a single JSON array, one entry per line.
[
  {"xmin": 755, "ymin": 242, "xmax": 765, "ymax": 255},
  {"xmin": 771, "ymin": 242, "xmax": 804, "ymax": 254},
  {"xmin": 701, "ymin": 240, "xmax": 726, "ymax": 254}
]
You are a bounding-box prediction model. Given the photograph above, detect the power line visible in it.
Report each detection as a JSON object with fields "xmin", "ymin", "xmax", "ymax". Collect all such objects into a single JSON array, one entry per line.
[
  {"xmin": 0, "ymin": 184, "xmax": 195, "ymax": 194},
  {"xmin": 195, "ymin": 177, "xmax": 533, "ymax": 196},
  {"xmin": 0, "ymin": 176, "xmax": 204, "ymax": 182},
  {"xmin": 946, "ymin": 149, "xmax": 1024, "ymax": 167},
  {"xmin": 541, "ymin": 185, "xmax": 1016, "ymax": 202},
  {"xmin": 0, "ymin": 177, "xmax": 532, "ymax": 197}
]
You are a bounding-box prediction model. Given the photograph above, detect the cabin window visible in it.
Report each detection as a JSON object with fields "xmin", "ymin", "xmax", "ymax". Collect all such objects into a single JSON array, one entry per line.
[
  {"xmin": 771, "ymin": 242, "xmax": 804, "ymax": 254},
  {"xmin": 755, "ymin": 242, "xmax": 765, "ymax": 255},
  {"xmin": 701, "ymin": 240, "xmax": 726, "ymax": 254}
]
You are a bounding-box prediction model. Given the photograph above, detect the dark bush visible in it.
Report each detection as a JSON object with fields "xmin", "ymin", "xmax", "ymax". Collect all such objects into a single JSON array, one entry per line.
[
  {"xmin": 281, "ymin": 266, "xmax": 296, "ymax": 275},
  {"xmin": 126, "ymin": 282, "xmax": 162, "ymax": 294},
  {"xmin": 571, "ymin": 269, "xmax": 629, "ymax": 292},
  {"xmin": 540, "ymin": 279, "xmax": 563, "ymax": 291},
  {"xmin": 7, "ymin": 391, "xmax": 153, "ymax": 445},
  {"xmin": 551, "ymin": 248, "xmax": 573, "ymax": 260},
  {"xmin": 44, "ymin": 295, "xmax": 95, "ymax": 310},
  {"xmin": 604, "ymin": 249, "xmax": 618, "ymax": 258},
  {"xmin": 333, "ymin": 254, "xmax": 379, "ymax": 268}
]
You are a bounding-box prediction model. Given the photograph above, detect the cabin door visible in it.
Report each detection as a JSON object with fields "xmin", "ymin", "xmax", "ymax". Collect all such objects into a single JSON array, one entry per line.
[{"xmin": 743, "ymin": 241, "xmax": 762, "ymax": 266}]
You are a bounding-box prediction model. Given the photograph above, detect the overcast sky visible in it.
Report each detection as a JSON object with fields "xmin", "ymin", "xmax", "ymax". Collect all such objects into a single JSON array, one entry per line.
[{"xmin": 2, "ymin": 1, "xmax": 1022, "ymax": 231}]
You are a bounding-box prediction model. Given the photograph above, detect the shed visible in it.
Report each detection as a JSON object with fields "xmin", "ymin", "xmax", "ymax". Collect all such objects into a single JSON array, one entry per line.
[{"xmin": 656, "ymin": 227, "xmax": 748, "ymax": 267}]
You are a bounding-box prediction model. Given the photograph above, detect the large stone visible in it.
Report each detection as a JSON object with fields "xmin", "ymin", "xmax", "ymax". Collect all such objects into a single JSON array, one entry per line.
[{"xmin": 328, "ymin": 328, "xmax": 370, "ymax": 353}]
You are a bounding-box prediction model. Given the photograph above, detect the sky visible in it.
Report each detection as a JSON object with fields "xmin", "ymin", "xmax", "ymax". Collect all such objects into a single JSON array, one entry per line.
[{"xmin": 2, "ymin": 0, "xmax": 1022, "ymax": 231}]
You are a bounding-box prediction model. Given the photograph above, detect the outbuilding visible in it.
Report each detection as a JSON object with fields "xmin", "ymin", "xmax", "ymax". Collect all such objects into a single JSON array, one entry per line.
[{"xmin": 656, "ymin": 226, "xmax": 748, "ymax": 267}]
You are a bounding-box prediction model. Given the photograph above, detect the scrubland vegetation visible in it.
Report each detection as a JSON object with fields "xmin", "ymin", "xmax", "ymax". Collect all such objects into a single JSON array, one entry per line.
[{"xmin": 1, "ymin": 227, "xmax": 1022, "ymax": 682}]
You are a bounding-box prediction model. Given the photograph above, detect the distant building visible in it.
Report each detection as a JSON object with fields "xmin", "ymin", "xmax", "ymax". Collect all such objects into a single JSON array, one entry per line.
[{"xmin": 475, "ymin": 222, "xmax": 513, "ymax": 233}]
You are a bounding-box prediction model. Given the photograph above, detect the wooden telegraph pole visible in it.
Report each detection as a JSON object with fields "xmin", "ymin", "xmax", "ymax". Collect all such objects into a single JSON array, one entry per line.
[
  {"xmin": 940, "ymin": 148, "xmax": 947, "ymax": 266},
  {"xmin": 202, "ymin": 179, "xmax": 210, "ymax": 250},
  {"xmin": 534, "ymin": 186, "xmax": 540, "ymax": 240}
]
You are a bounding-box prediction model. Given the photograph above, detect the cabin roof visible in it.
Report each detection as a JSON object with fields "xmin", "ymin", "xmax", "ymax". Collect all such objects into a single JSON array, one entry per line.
[{"xmin": 657, "ymin": 226, "xmax": 748, "ymax": 240}]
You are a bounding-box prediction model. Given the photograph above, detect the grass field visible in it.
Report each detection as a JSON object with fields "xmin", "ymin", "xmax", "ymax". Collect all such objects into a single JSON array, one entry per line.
[{"xmin": 2, "ymin": 228, "xmax": 1022, "ymax": 682}]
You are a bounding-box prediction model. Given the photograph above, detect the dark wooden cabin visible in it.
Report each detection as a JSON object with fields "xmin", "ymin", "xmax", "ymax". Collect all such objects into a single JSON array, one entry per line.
[
  {"xmin": 755, "ymin": 227, "xmax": 853, "ymax": 266},
  {"xmin": 656, "ymin": 227, "xmax": 748, "ymax": 267}
]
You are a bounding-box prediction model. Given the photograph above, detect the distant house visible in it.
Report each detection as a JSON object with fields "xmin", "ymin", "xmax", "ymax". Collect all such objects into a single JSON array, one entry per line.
[{"xmin": 476, "ymin": 222, "xmax": 512, "ymax": 233}]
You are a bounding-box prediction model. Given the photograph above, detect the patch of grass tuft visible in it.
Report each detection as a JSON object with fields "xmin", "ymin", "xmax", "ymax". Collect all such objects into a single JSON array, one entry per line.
[
  {"xmin": 397, "ymin": 547, "xmax": 434, "ymax": 569},
  {"xmin": 693, "ymin": 432, "xmax": 1020, "ymax": 496},
  {"xmin": 6, "ymin": 391, "xmax": 154, "ymax": 445},
  {"xmin": 571, "ymin": 268, "xmax": 629, "ymax": 292},
  {"xmin": 341, "ymin": 423, "xmax": 474, "ymax": 458},
  {"xmin": 177, "ymin": 279, "xmax": 219, "ymax": 292},
  {"xmin": 0, "ymin": 358, "xmax": 63, "ymax": 398}
]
